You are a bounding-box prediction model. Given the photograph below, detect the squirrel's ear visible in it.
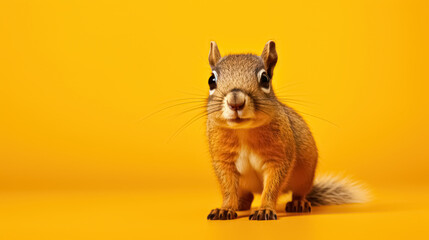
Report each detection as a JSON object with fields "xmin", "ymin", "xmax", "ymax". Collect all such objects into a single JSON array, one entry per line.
[
  {"xmin": 209, "ymin": 41, "xmax": 221, "ymax": 69},
  {"xmin": 261, "ymin": 40, "xmax": 278, "ymax": 78}
]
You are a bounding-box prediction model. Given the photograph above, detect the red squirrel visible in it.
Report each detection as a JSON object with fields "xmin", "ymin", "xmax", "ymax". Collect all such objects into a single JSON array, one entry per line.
[{"xmin": 206, "ymin": 41, "xmax": 368, "ymax": 220}]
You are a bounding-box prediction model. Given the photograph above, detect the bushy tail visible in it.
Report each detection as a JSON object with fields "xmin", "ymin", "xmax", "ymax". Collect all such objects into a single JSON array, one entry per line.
[{"xmin": 306, "ymin": 174, "xmax": 370, "ymax": 206}]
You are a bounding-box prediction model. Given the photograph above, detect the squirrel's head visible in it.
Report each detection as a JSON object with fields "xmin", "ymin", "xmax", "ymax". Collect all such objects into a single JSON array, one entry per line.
[{"xmin": 206, "ymin": 41, "xmax": 279, "ymax": 129}]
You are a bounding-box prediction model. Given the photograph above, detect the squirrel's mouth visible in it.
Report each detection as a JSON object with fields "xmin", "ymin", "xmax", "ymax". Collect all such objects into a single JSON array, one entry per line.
[{"xmin": 226, "ymin": 117, "xmax": 250, "ymax": 124}]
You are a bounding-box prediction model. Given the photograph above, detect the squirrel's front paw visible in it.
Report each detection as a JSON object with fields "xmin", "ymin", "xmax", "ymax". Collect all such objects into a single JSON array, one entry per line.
[
  {"xmin": 249, "ymin": 208, "xmax": 277, "ymax": 220},
  {"xmin": 207, "ymin": 208, "xmax": 237, "ymax": 220}
]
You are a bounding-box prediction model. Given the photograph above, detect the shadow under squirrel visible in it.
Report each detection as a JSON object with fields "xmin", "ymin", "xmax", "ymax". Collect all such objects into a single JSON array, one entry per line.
[{"xmin": 206, "ymin": 41, "xmax": 367, "ymax": 220}]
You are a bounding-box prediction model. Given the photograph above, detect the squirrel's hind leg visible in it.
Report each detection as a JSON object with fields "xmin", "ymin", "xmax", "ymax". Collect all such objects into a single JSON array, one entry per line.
[
  {"xmin": 285, "ymin": 160, "xmax": 315, "ymax": 213},
  {"xmin": 285, "ymin": 173, "xmax": 313, "ymax": 213}
]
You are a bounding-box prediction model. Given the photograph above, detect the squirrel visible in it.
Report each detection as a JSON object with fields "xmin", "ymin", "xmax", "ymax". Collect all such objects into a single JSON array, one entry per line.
[{"xmin": 205, "ymin": 41, "xmax": 368, "ymax": 221}]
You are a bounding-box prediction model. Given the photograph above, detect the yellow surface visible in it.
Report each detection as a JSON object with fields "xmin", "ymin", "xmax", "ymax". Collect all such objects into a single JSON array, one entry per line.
[
  {"xmin": 1, "ymin": 186, "xmax": 429, "ymax": 239},
  {"xmin": 0, "ymin": 0, "xmax": 428, "ymax": 239}
]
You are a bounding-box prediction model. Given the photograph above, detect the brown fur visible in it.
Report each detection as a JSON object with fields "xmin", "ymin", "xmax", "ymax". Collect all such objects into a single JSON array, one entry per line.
[{"xmin": 206, "ymin": 41, "xmax": 318, "ymax": 221}]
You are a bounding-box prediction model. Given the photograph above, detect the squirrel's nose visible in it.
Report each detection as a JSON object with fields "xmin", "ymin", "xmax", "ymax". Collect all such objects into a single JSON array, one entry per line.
[
  {"xmin": 228, "ymin": 99, "xmax": 245, "ymax": 111},
  {"xmin": 226, "ymin": 90, "xmax": 246, "ymax": 111}
]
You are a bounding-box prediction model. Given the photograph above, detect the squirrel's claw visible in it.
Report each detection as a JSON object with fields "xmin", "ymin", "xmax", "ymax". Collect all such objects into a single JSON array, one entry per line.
[
  {"xmin": 249, "ymin": 208, "xmax": 277, "ymax": 220},
  {"xmin": 285, "ymin": 200, "xmax": 312, "ymax": 213},
  {"xmin": 207, "ymin": 208, "xmax": 237, "ymax": 220}
]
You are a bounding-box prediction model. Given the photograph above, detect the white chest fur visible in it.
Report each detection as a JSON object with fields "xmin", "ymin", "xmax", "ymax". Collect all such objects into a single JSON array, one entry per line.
[{"xmin": 235, "ymin": 146, "xmax": 264, "ymax": 193}]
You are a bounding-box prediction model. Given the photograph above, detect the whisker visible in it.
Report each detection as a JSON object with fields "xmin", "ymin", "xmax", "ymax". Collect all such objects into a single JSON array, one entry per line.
[
  {"xmin": 167, "ymin": 108, "xmax": 222, "ymax": 141},
  {"xmin": 139, "ymin": 101, "xmax": 212, "ymax": 122},
  {"xmin": 160, "ymin": 95, "xmax": 223, "ymax": 105},
  {"xmin": 253, "ymin": 102, "xmax": 276, "ymax": 106},
  {"xmin": 216, "ymin": 88, "xmax": 228, "ymax": 98},
  {"xmin": 294, "ymin": 110, "xmax": 339, "ymax": 127},
  {"xmin": 276, "ymin": 97, "xmax": 316, "ymax": 105},
  {"xmin": 254, "ymin": 105, "xmax": 271, "ymax": 117},
  {"xmin": 177, "ymin": 91, "xmax": 208, "ymax": 97},
  {"xmin": 274, "ymin": 93, "xmax": 311, "ymax": 97},
  {"xmin": 168, "ymin": 104, "xmax": 223, "ymax": 118},
  {"xmin": 255, "ymin": 96, "xmax": 314, "ymax": 104},
  {"xmin": 253, "ymin": 99, "xmax": 336, "ymax": 126},
  {"xmin": 254, "ymin": 97, "xmax": 316, "ymax": 108},
  {"xmin": 278, "ymin": 100, "xmax": 313, "ymax": 108},
  {"xmin": 273, "ymin": 81, "xmax": 304, "ymax": 91},
  {"xmin": 139, "ymin": 94, "xmax": 225, "ymax": 122},
  {"xmin": 160, "ymin": 98, "xmax": 208, "ymax": 105}
]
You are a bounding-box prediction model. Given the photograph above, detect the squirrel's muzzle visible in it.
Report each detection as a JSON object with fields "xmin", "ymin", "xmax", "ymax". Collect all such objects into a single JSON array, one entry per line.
[{"xmin": 226, "ymin": 90, "xmax": 246, "ymax": 111}]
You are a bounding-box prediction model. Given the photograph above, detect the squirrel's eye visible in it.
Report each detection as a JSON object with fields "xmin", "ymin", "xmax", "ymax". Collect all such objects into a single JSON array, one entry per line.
[
  {"xmin": 208, "ymin": 72, "xmax": 217, "ymax": 91},
  {"xmin": 259, "ymin": 72, "xmax": 270, "ymax": 89}
]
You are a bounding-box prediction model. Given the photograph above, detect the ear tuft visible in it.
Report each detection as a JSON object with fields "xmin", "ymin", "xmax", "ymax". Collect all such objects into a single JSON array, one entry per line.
[
  {"xmin": 209, "ymin": 41, "xmax": 221, "ymax": 69},
  {"xmin": 261, "ymin": 40, "xmax": 278, "ymax": 78}
]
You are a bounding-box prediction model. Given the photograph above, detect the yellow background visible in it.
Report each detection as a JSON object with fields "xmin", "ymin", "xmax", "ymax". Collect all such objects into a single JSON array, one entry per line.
[{"xmin": 0, "ymin": 0, "xmax": 428, "ymax": 239}]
